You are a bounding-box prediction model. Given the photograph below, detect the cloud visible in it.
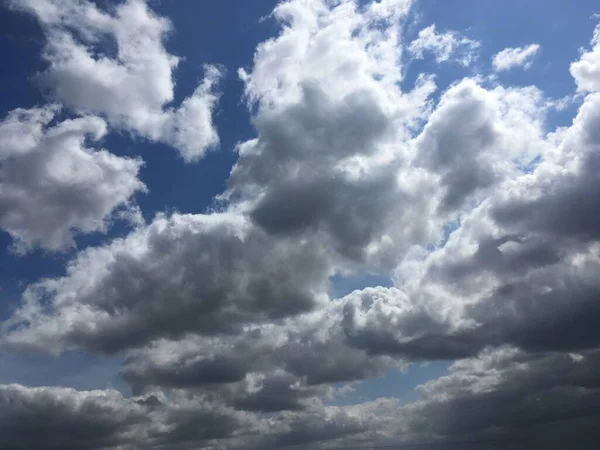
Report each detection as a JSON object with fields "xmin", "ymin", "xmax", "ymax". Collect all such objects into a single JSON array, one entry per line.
[
  {"xmin": 0, "ymin": 0, "xmax": 442, "ymax": 356},
  {"xmin": 492, "ymin": 43, "xmax": 540, "ymax": 71},
  {"xmin": 397, "ymin": 347, "xmax": 600, "ymax": 449},
  {"xmin": 1, "ymin": 212, "xmax": 332, "ymax": 353},
  {"xmin": 0, "ymin": 384, "xmax": 150, "ymax": 450},
  {"xmin": 0, "ymin": 106, "xmax": 144, "ymax": 252},
  {"xmin": 10, "ymin": 0, "xmax": 222, "ymax": 162},
  {"xmin": 4, "ymin": 346, "xmax": 600, "ymax": 450},
  {"xmin": 232, "ymin": 0, "xmax": 439, "ymax": 266},
  {"xmin": 0, "ymin": 384, "xmax": 260, "ymax": 450},
  {"xmin": 2, "ymin": 0, "xmax": 600, "ymax": 449},
  {"xmin": 408, "ymin": 24, "xmax": 480, "ymax": 66},
  {"xmin": 119, "ymin": 300, "xmax": 396, "ymax": 404},
  {"xmin": 571, "ymin": 22, "xmax": 600, "ymax": 92}
]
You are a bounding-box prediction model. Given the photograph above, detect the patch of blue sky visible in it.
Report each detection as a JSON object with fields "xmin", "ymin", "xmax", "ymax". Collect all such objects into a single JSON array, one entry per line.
[
  {"xmin": 0, "ymin": 352, "xmax": 129, "ymax": 393},
  {"xmin": 330, "ymin": 361, "xmax": 450, "ymax": 406},
  {"xmin": 329, "ymin": 272, "xmax": 394, "ymax": 299}
]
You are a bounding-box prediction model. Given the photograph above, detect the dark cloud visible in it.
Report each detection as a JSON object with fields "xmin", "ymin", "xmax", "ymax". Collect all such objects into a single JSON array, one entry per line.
[
  {"xmin": 0, "ymin": 385, "xmax": 149, "ymax": 450},
  {"xmin": 2, "ymin": 213, "xmax": 331, "ymax": 353},
  {"xmin": 400, "ymin": 348, "xmax": 600, "ymax": 450},
  {"xmin": 492, "ymin": 95, "xmax": 600, "ymax": 242},
  {"xmin": 341, "ymin": 252, "xmax": 600, "ymax": 362},
  {"xmin": 232, "ymin": 79, "xmax": 434, "ymax": 264}
]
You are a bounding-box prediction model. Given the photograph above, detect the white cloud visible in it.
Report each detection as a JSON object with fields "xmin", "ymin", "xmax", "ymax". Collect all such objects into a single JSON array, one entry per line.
[
  {"xmin": 408, "ymin": 24, "xmax": 480, "ymax": 66},
  {"xmin": 571, "ymin": 22, "xmax": 600, "ymax": 92},
  {"xmin": 10, "ymin": 0, "xmax": 222, "ymax": 162},
  {"xmin": 0, "ymin": 106, "xmax": 145, "ymax": 253},
  {"xmin": 492, "ymin": 43, "xmax": 541, "ymax": 71}
]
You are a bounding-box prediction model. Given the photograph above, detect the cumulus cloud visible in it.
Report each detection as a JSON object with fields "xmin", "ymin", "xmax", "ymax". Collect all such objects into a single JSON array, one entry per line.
[
  {"xmin": 232, "ymin": 0, "xmax": 439, "ymax": 266},
  {"xmin": 415, "ymin": 78, "xmax": 548, "ymax": 212},
  {"xmin": 571, "ymin": 22, "xmax": 600, "ymax": 92},
  {"xmin": 408, "ymin": 24, "xmax": 480, "ymax": 66},
  {"xmin": 2, "ymin": 212, "xmax": 331, "ymax": 353},
  {"xmin": 0, "ymin": 106, "xmax": 144, "ymax": 252},
  {"xmin": 354, "ymin": 77, "xmax": 600, "ymax": 361},
  {"xmin": 492, "ymin": 43, "xmax": 541, "ymax": 71},
  {"xmin": 10, "ymin": 0, "xmax": 222, "ymax": 162},
  {"xmin": 2, "ymin": 0, "xmax": 600, "ymax": 449}
]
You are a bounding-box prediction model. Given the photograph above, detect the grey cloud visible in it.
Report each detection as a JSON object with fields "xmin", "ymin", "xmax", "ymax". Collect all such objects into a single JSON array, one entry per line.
[
  {"xmin": 4, "ymin": 347, "xmax": 600, "ymax": 450},
  {"xmin": 2, "ymin": 212, "xmax": 332, "ymax": 354},
  {"xmin": 227, "ymin": 0, "xmax": 440, "ymax": 266},
  {"xmin": 492, "ymin": 96, "xmax": 600, "ymax": 242},
  {"xmin": 249, "ymin": 167, "xmax": 401, "ymax": 260},
  {"xmin": 120, "ymin": 310, "xmax": 393, "ymax": 410},
  {"xmin": 270, "ymin": 412, "xmax": 366, "ymax": 449},
  {"xmin": 231, "ymin": 87, "xmax": 437, "ymax": 264},
  {"xmin": 426, "ymin": 234, "xmax": 562, "ymax": 286},
  {"xmin": 231, "ymin": 82, "xmax": 409, "ymax": 257},
  {"xmin": 0, "ymin": 384, "xmax": 258, "ymax": 450},
  {"xmin": 470, "ymin": 261, "xmax": 600, "ymax": 353},
  {"xmin": 399, "ymin": 348, "xmax": 600, "ymax": 449},
  {"xmin": 231, "ymin": 373, "xmax": 311, "ymax": 413},
  {"xmin": 341, "ymin": 287, "xmax": 478, "ymax": 360},
  {"xmin": 123, "ymin": 354, "xmax": 249, "ymax": 391},
  {"xmin": 343, "ymin": 251, "xmax": 600, "ymax": 362},
  {"xmin": 0, "ymin": 384, "xmax": 149, "ymax": 450}
]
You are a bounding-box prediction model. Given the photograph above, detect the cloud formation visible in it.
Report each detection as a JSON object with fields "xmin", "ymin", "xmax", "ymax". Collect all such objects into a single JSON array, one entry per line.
[{"xmin": 1, "ymin": 0, "xmax": 600, "ymax": 449}]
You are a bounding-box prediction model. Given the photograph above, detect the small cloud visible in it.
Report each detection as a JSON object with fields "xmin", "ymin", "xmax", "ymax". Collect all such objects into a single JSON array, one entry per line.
[
  {"xmin": 408, "ymin": 24, "xmax": 480, "ymax": 67},
  {"xmin": 492, "ymin": 44, "xmax": 541, "ymax": 71}
]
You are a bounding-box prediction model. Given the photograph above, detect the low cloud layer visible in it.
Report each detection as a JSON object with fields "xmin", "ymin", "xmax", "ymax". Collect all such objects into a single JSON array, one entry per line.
[{"xmin": 1, "ymin": 0, "xmax": 600, "ymax": 449}]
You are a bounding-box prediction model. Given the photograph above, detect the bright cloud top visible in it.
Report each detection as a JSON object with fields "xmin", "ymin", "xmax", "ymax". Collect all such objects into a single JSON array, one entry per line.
[{"xmin": 1, "ymin": 0, "xmax": 600, "ymax": 449}]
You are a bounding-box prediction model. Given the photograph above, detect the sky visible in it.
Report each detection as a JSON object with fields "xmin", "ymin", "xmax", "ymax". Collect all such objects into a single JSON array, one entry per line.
[{"xmin": 1, "ymin": 0, "xmax": 600, "ymax": 449}]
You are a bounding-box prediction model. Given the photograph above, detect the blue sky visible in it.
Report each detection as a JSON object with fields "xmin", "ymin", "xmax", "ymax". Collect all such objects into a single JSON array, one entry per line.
[{"xmin": 1, "ymin": 0, "xmax": 600, "ymax": 449}]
